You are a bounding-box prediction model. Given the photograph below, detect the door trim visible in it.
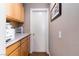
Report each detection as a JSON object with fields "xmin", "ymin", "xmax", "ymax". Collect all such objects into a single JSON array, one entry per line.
[{"xmin": 30, "ymin": 8, "xmax": 49, "ymax": 54}]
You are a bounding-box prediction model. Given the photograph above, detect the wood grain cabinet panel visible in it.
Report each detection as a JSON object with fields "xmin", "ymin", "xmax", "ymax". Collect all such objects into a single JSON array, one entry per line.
[
  {"xmin": 20, "ymin": 36, "xmax": 30, "ymax": 56},
  {"xmin": 6, "ymin": 35, "xmax": 30, "ymax": 56},
  {"xmin": 21, "ymin": 37, "xmax": 28, "ymax": 44},
  {"xmin": 21, "ymin": 5, "xmax": 24, "ymax": 22},
  {"xmin": 6, "ymin": 3, "xmax": 24, "ymax": 23},
  {"xmin": 6, "ymin": 41, "xmax": 20, "ymax": 56},
  {"xmin": 13, "ymin": 4, "xmax": 24, "ymax": 22},
  {"xmin": 6, "ymin": 4, "xmax": 15, "ymax": 19},
  {"xmin": 10, "ymin": 47, "xmax": 20, "ymax": 56},
  {"xmin": 20, "ymin": 41, "xmax": 28, "ymax": 56},
  {"xmin": 27, "ymin": 36, "xmax": 30, "ymax": 52}
]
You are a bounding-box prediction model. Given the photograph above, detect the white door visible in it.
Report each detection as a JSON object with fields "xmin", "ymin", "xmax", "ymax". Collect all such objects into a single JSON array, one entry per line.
[{"xmin": 30, "ymin": 9, "xmax": 48, "ymax": 53}]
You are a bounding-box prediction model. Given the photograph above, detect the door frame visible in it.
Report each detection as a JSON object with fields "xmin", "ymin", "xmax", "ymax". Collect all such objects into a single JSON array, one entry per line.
[{"xmin": 30, "ymin": 8, "xmax": 49, "ymax": 54}]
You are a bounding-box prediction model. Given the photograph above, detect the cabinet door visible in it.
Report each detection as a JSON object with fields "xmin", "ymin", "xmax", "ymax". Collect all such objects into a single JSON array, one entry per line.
[
  {"xmin": 9, "ymin": 47, "xmax": 20, "ymax": 56},
  {"xmin": 20, "ymin": 36, "xmax": 30, "ymax": 56},
  {"xmin": 20, "ymin": 41, "xmax": 28, "ymax": 56},
  {"xmin": 6, "ymin": 3, "xmax": 15, "ymax": 19},
  {"xmin": 27, "ymin": 36, "xmax": 30, "ymax": 52},
  {"xmin": 14, "ymin": 4, "xmax": 24, "ymax": 22},
  {"xmin": 21, "ymin": 5, "xmax": 24, "ymax": 22},
  {"xmin": 6, "ymin": 41, "xmax": 20, "ymax": 56},
  {"xmin": 14, "ymin": 4, "xmax": 21, "ymax": 21},
  {"xmin": 6, "ymin": 3, "xmax": 24, "ymax": 22}
]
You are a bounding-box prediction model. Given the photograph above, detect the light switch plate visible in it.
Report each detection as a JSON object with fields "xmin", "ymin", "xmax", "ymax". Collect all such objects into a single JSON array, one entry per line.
[{"xmin": 59, "ymin": 31, "xmax": 62, "ymax": 38}]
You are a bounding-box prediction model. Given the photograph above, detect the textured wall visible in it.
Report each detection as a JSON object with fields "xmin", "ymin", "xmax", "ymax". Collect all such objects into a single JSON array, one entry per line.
[{"xmin": 49, "ymin": 3, "xmax": 79, "ymax": 56}]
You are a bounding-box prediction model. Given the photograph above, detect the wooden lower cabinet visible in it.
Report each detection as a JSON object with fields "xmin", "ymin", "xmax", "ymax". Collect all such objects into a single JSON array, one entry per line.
[
  {"xmin": 10, "ymin": 47, "xmax": 20, "ymax": 56},
  {"xmin": 6, "ymin": 41, "xmax": 20, "ymax": 55},
  {"xmin": 27, "ymin": 36, "xmax": 30, "ymax": 52},
  {"xmin": 20, "ymin": 37, "xmax": 29, "ymax": 56},
  {"xmin": 6, "ymin": 35, "xmax": 30, "ymax": 56},
  {"xmin": 20, "ymin": 41, "xmax": 28, "ymax": 56}
]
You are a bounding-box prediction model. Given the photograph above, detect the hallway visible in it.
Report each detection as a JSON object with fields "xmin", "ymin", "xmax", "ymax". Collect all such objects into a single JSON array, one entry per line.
[{"xmin": 0, "ymin": 3, "xmax": 79, "ymax": 56}]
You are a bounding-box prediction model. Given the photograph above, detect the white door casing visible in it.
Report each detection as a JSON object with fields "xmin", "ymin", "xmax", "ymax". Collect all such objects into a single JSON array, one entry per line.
[{"xmin": 30, "ymin": 8, "xmax": 49, "ymax": 53}]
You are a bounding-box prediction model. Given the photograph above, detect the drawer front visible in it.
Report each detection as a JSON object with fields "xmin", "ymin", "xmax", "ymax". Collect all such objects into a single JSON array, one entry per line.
[
  {"xmin": 9, "ymin": 47, "xmax": 20, "ymax": 56},
  {"xmin": 21, "ymin": 37, "xmax": 27, "ymax": 44},
  {"xmin": 6, "ymin": 41, "xmax": 20, "ymax": 55},
  {"xmin": 21, "ymin": 36, "xmax": 30, "ymax": 44},
  {"xmin": 20, "ymin": 41, "xmax": 28, "ymax": 56}
]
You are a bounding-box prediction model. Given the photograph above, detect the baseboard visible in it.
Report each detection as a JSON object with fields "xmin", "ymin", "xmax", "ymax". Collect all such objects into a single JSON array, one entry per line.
[
  {"xmin": 48, "ymin": 52, "xmax": 51, "ymax": 56},
  {"xmin": 30, "ymin": 50, "xmax": 50, "ymax": 56},
  {"xmin": 46, "ymin": 50, "xmax": 51, "ymax": 56},
  {"xmin": 30, "ymin": 52, "xmax": 49, "ymax": 56}
]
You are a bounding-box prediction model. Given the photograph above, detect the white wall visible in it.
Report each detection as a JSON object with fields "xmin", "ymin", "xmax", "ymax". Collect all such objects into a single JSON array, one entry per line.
[
  {"xmin": 49, "ymin": 3, "xmax": 79, "ymax": 56},
  {"xmin": 0, "ymin": 4, "xmax": 6, "ymax": 56}
]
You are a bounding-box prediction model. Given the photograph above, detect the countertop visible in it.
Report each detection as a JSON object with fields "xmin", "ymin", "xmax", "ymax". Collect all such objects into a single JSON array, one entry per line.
[{"xmin": 6, "ymin": 33, "xmax": 30, "ymax": 47}]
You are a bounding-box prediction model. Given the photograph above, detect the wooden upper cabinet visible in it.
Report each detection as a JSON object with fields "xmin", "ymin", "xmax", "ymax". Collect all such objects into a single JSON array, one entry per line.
[
  {"xmin": 14, "ymin": 4, "xmax": 24, "ymax": 22},
  {"xmin": 21, "ymin": 5, "xmax": 24, "ymax": 22},
  {"xmin": 6, "ymin": 3, "xmax": 24, "ymax": 23},
  {"xmin": 6, "ymin": 4, "xmax": 15, "ymax": 19}
]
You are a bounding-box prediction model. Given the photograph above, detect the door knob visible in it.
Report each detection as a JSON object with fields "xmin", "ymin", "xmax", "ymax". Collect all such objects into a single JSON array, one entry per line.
[{"xmin": 33, "ymin": 33, "xmax": 35, "ymax": 36}]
